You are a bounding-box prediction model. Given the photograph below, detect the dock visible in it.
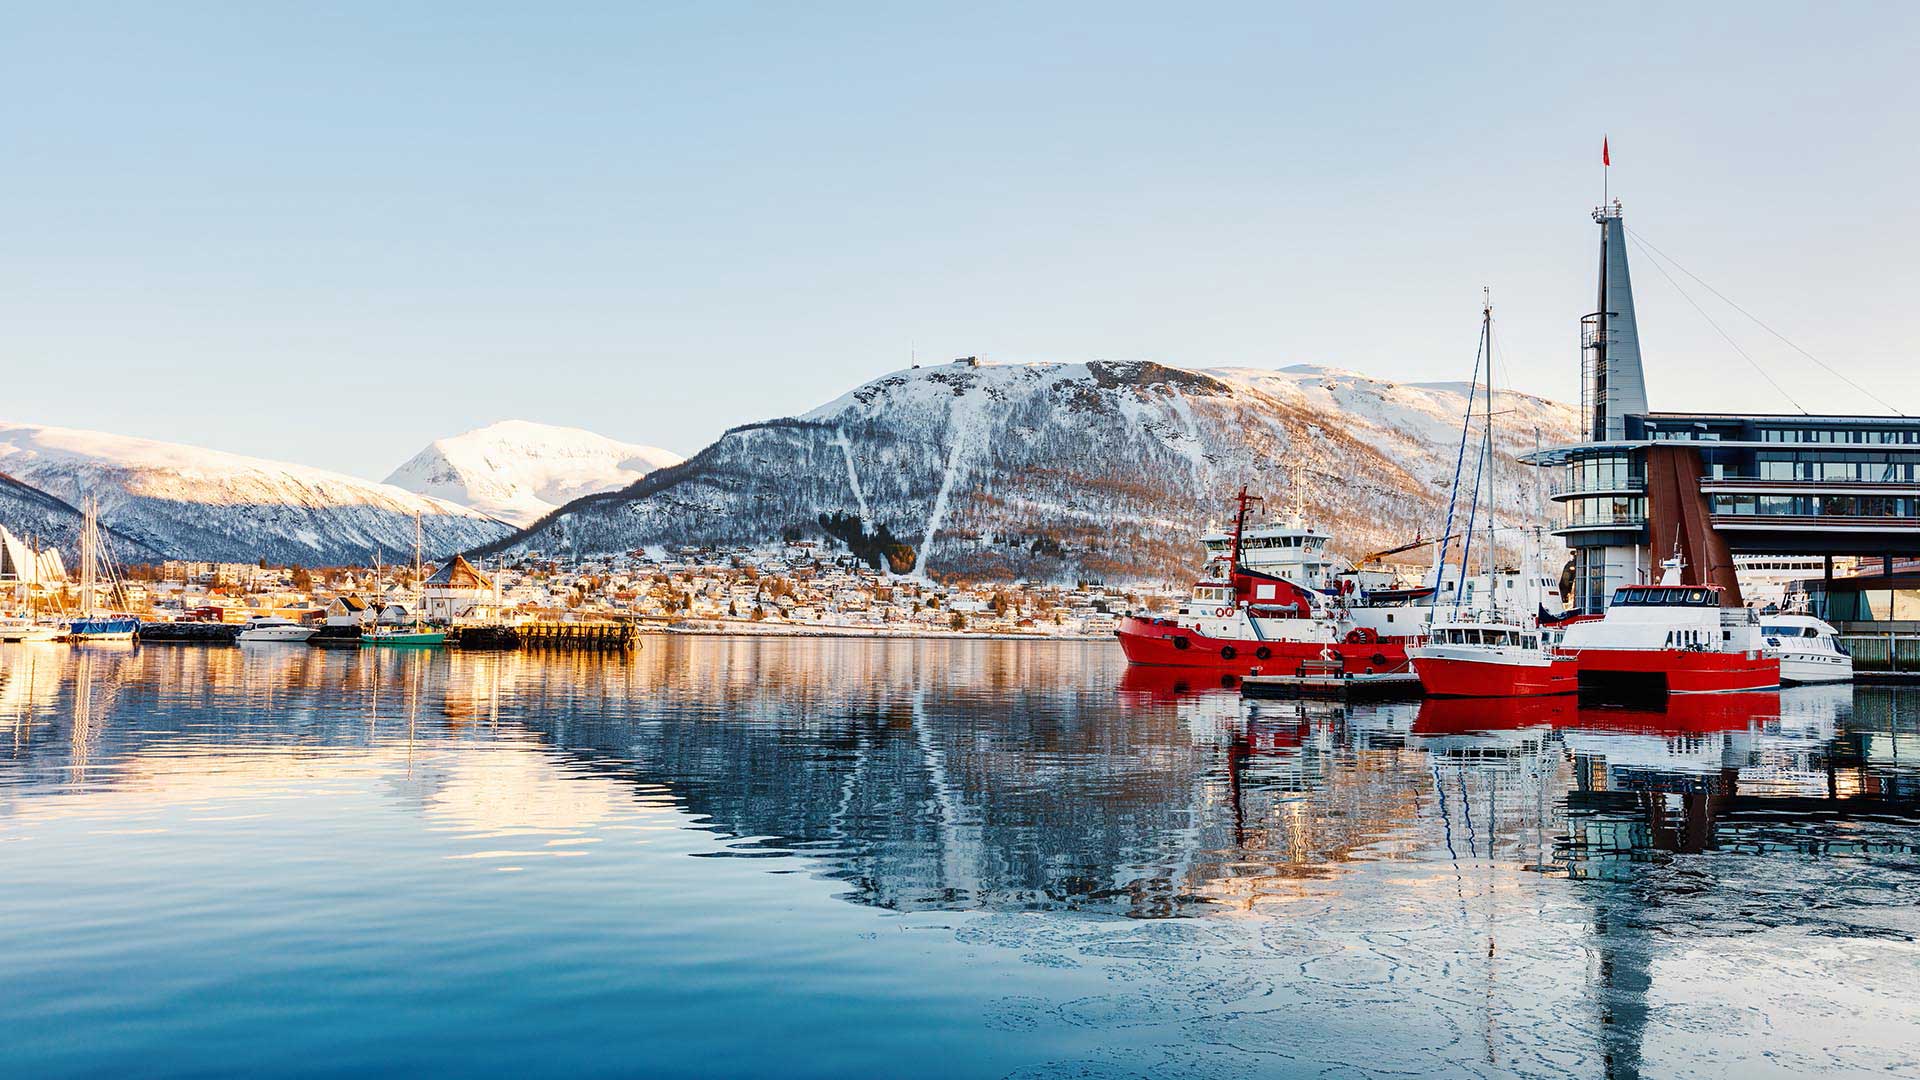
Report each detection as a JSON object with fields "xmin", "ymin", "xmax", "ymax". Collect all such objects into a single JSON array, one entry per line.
[
  {"xmin": 451, "ymin": 622, "xmax": 638, "ymax": 652},
  {"xmin": 1241, "ymin": 669, "xmax": 1423, "ymax": 701},
  {"xmin": 137, "ymin": 622, "xmax": 241, "ymax": 643}
]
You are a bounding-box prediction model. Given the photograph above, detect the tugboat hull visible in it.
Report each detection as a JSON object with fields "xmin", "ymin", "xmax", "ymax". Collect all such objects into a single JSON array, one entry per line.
[{"xmin": 1115, "ymin": 616, "xmax": 1409, "ymax": 675}]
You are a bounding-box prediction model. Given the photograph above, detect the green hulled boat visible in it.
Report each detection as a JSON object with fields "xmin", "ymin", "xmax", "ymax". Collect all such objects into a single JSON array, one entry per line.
[{"xmin": 361, "ymin": 626, "xmax": 446, "ymax": 647}]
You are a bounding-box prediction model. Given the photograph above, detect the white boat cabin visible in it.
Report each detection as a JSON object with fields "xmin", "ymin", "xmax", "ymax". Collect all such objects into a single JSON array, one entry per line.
[{"xmin": 1562, "ymin": 583, "xmax": 1765, "ymax": 654}]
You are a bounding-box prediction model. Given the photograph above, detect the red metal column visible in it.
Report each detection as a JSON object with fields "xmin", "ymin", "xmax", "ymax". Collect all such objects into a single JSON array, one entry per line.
[{"xmin": 1644, "ymin": 445, "xmax": 1742, "ymax": 606}]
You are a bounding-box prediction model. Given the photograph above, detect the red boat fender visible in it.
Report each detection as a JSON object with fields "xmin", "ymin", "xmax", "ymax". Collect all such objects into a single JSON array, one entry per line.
[{"xmin": 1220, "ymin": 645, "xmax": 1237, "ymax": 660}]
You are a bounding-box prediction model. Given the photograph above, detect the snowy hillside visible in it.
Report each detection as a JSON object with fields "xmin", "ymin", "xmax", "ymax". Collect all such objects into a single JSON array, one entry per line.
[
  {"xmin": 385, "ymin": 420, "xmax": 683, "ymax": 527},
  {"xmin": 0, "ymin": 472, "xmax": 163, "ymax": 564},
  {"xmin": 475, "ymin": 359, "xmax": 1579, "ymax": 583},
  {"xmin": 0, "ymin": 424, "xmax": 514, "ymax": 565}
]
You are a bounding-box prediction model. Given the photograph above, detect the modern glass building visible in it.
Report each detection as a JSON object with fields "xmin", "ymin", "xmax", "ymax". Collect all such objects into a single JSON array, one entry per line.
[{"xmin": 1526, "ymin": 203, "xmax": 1920, "ymax": 614}]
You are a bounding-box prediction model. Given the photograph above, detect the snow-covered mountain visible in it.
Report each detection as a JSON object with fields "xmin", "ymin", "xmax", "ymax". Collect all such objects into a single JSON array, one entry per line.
[
  {"xmin": 0, "ymin": 472, "xmax": 164, "ymax": 564},
  {"xmin": 385, "ymin": 420, "xmax": 683, "ymax": 527},
  {"xmin": 0, "ymin": 423, "xmax": 514, "ymax": 566},
  {"xmin": 473, "ymin": 359, "xmax": 1579, "ymax": 582}
]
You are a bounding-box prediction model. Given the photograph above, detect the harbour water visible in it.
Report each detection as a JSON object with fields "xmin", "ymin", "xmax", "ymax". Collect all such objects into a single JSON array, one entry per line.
[{"xmin": 2, "ymin": 638, "xmax": 1917, "ymax": 1078}]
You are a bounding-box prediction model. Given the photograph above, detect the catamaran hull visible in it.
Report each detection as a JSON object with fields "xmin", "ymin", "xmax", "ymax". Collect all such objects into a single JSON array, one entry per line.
[
  {"xmin": 1410, "ymin": 654, "xmax": 1578, "ymax": 697},
  {"xmin": 1116, "ymin": 616, "xmax": 1409, "ymax": 674},
  {"xmin": 1567, "ymin": 648, "xmax": 1780, "ymax": 694}
]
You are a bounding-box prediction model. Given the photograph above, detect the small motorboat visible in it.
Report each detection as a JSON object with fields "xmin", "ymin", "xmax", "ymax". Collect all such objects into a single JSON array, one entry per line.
[{"xmin": 236, "ymin": 616, "xmax": 319, "ymax": 644}]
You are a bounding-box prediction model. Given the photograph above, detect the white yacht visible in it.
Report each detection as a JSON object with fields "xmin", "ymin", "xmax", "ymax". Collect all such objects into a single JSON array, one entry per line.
[
  {"xmin": 0, "ymin": 616, "xmax": 59, "ymax": 643},
  {"xmin": 236, "ymin": 616, "xmax": 319, "ymax": 644},
  {"xmin": 1759, "ymin": 614, "xmax": 1854, "ymax": 686}
]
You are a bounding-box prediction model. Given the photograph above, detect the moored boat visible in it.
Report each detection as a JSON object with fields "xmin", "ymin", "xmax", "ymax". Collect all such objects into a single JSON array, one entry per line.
[
  {"xmin": 237, "ymin": 615, "xmax": 319, "ymax": 644},
  {"xmin": 1758, "ymin": 614, "xmax": 1854, "ymax": 686},
  {"xmin": 361, "ymin": 626, "xmax": 447, "ymax": 647},
  {"xmin": 1404, "ymin": 294, "xmax": 1575, "ymax": 699},
  {"xmin": 1410, "ymin": 615, "xmax": 1577, "ymax": 697},
  {"xmin": 1115, "ymin": 488, "xmax": 1418, "ymax": 677},
  {"xmin": 1559, "ymin": 558, "xmax": 1780, "ymax": 695},
  {"xmin": 0, "ymin": 616, "xmax": 61, "ymax": 643},
  {"xmin": 63, "ymin": 496, "xmax": 139, "ymax": 641},
  {"xmin": 64, "ymin": 616, "xmax": 140, "ymax": 641}
]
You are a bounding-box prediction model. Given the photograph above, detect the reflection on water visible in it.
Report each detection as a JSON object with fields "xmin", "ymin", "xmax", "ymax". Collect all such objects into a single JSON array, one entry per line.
[{"xmin": 2, "ymin": 640, "xmax": 1918, "ymax": 1078}]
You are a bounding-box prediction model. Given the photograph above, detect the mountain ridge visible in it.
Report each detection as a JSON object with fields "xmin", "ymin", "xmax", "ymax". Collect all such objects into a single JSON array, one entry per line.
[
  {"xmin": 469, "ymin": 359, "xmax": 1579, "ymax": 581},
  {"xmin": 0, "ymin": 422, "xmax": 514, "ymax": 565}
]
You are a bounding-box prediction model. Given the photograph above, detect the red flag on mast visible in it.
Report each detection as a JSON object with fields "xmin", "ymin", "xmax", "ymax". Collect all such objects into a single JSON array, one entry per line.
[{"xmin": 1603, "ymin": 137, "xmax": 1610, "ymax": 166}]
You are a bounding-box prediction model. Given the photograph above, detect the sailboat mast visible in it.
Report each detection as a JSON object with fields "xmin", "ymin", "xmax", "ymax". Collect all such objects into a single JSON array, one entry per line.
[
  {"xmin": 79, "ymin": 496, "xmax": 98, "ymax": 619},
  {"xmin": 1482, "ymin": 294, "xmax": 1498, "ymax": 600}
]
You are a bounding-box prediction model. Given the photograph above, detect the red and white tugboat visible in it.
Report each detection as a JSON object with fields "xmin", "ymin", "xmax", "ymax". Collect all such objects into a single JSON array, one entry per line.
[
  {"xmin": 1559, "ymin": 556, "xmax": 1780, "ymax": 695},
  {"xmin": 1115, "ymin": 488, "xmax": 1420, "ymax": 676}
]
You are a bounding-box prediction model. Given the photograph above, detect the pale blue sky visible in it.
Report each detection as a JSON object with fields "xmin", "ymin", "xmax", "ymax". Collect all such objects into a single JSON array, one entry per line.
[{"xmin": 3, "ymin": 3, "xmax": 1916, "ymax": 478}]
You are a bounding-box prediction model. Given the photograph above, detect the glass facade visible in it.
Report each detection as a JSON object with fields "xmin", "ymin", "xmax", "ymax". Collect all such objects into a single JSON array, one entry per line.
[
  {"xmin": 1711, "ymin": 494, "xmax": 1920, "ymax": 518},
  {"xmin": 1572, "ymin": 548, "xmax": 1610, "ymax": 614},
  {"xmin": 1747, "ymin": 452, "xmax": 1920, "ymax": 481},
  {"xmin": 1564, "ymin": 495, "xmax": 1646, "ymax": 529},
  {"xmin": 1559, "ymin": 453, "xmax": 1644, "ymax": 495}
]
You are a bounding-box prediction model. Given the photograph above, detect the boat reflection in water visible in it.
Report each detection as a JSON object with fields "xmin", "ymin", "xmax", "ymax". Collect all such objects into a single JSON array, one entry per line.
[{"xmin": 0, "ymin": 640, "xmax": 1917, "ymax": 1077}]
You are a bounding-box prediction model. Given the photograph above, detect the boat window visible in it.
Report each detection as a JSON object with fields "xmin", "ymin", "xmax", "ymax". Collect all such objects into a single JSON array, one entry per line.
[
  {"xmin": 1612, "ymin": 588, "xmax": 1630, "ymax": 606},
  {"xmin": 1686, "ymin": 589, "xmax": 1710, "ymax": 605},
  {"xmin": 1624, "ymin": 588, "xmax": 1646, "ymax": 604}
]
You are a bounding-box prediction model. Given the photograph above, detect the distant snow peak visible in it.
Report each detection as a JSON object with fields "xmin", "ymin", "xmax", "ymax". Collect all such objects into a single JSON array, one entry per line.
[
  {"xmin": 0, "ymin": 421, "xmax": 511, "ymax": 566},
  {"xmin": 385, "ymin": 419, "xmax": 683, "ymax": 528}
]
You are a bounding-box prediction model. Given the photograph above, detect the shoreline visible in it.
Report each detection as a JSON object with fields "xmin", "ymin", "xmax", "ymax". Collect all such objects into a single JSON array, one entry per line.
[{"xmin": 655, "ymin": 622, "xmax": 1114, "ymax": 642}]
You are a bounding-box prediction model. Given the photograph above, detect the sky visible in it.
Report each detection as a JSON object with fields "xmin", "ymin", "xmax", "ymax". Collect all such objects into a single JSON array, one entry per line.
[{"xmin": 3, "ymin": 3, "xmax": 1917, "ymax": 480}]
